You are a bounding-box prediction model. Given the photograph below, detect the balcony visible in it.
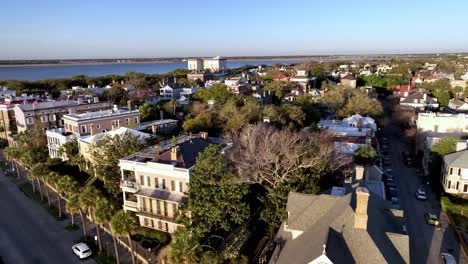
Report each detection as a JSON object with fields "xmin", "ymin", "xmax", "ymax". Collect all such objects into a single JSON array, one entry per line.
[{"xmin": 120, "ymin": 180, "xmax": 141, "ymax": 193}]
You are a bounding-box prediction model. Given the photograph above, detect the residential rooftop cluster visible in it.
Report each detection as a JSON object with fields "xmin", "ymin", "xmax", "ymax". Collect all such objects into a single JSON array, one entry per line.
[{"xmin": 2, "ymin": 55, "xmax": 468, "ymax": 264}]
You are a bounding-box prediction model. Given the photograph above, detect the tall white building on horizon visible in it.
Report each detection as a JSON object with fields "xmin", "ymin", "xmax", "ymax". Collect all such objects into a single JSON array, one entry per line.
[{"xmin": 187, "ymin": 56, "xmax": 227, "ymax": 72}]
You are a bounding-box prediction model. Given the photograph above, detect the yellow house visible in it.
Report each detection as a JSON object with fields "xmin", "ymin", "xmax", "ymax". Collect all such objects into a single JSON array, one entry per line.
[{"xmin": 78, "ymin": 127, "xmax": 151, "ymax": 168}]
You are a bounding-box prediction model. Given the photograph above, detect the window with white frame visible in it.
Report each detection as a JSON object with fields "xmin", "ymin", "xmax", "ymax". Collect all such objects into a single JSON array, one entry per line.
[
  {"xmin": 80, "ymin": 125, "xmax": 87, "ymax": 133},
  {"xmin": 125, "ymin": 118, "xmax": 130, "ymax": 126},
  {"xmin": 40, "ymin": 115, "xmax": 48, "ymax": 123},
  {"xmin": 49, "ymin": 114, "xmax": 56, "ymax": 121},
  {"xmin": 26, "ymin": 117, "xmax": 34, "ymax": 125}
]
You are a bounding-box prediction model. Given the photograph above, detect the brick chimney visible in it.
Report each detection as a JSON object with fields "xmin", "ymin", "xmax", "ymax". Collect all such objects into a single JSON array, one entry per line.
[
  {"xmin": 171, "ymin": 146, "xmax": 180, "ymax": 161},
  {"xmin": 354, "ymin": 187, "xmax": 369, "ymax": 230}
]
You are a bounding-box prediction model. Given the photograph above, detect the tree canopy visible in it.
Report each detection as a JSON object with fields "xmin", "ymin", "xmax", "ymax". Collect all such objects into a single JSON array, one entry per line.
[
  {"xmin": 179, "ymin": 145, "xmax": 250, "ymax": 237},
  {"xmin": 321, "ymin": 86, "xmax": 383, "ymax": 118},
  {"xmin": 91, "ymin": 133, "xmax": 145, "ymax": 196}
]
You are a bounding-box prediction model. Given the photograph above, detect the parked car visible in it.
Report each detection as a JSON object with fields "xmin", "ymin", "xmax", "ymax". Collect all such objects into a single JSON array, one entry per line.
[
  {"xmin": 424, "ymin": 213, "xmax": 439, "ymax": 226},
  {"xmin": 415, "ymin": 189, "xmax": 427, "ymax": 200},
  {"xmin": 72, "ymin": 242, "xmax": 92, "ymax": 259},
  {"xmin": 441, "ymin": 253, "xmax": 457, "ymax": 264}
]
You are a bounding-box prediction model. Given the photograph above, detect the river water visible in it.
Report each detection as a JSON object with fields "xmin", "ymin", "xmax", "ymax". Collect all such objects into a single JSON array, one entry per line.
[{"xmin": 0, "ymin": 59, "xmax": 305, "ymax": 81}]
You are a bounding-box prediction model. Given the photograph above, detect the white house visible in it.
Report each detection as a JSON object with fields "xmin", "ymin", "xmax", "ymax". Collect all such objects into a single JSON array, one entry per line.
[
  {"xmin": 203, "ymin": 56, "xmax": 227, "ymax": 72},
  {"xmin": 187, "ymin": 59, "xmax": 203, "ymax": 71},
  {"xmin": 447, "ymin": 99, "xmax": 468, "ymax": 112},
  {"xmin": 417, "ymin": 112, "xmax": 468, "ymax": 136},
  {"xmin": 441, "ymin": 149, "xmax": 468, "ymax": 195},
  {"xmin": 160, "ymin": 85, "xmax": 183, "ymax": 99},
  {"xmin": 0, "ymin": 86, "xmax": 16, "ymax": 100},
  {"xmin": 399, "ymin": 92, "xmax": 439, "ymax": 109}
]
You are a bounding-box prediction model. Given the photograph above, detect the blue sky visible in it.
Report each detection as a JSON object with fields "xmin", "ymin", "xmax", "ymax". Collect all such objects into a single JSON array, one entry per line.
[{"xmin": 1, "ymin": 0, "xmax": 468, "ymax": 59}]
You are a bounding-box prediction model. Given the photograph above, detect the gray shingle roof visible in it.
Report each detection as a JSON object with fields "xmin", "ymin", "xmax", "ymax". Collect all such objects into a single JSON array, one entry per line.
[
  {"xmin": 444, "ymin": 150, "xmax": 468, "ymax": 168},
  {"xmin": 16, "ymin": 100, "xmax": 79, "ymax": 111},
  {"xmin": 273, "ymin": 185, "xmax": 409, "ymax": 264}
]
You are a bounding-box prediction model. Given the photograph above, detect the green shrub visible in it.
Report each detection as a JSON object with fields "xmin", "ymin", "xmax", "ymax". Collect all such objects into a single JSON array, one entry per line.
[
  {"xmin": 134, "ymin": 226, "xmax": 169, "ymax": 244},
  {"xmin": 0, "ymin": 138, "xmax": 8, "ymax": 148}
]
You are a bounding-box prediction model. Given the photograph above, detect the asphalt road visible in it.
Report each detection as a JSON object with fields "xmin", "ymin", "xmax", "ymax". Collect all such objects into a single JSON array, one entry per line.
[
  {"xmin": 384, "ymin": 125, "xmax": 467, "ymax": 264},
  {"xmin": 0, "ymin": 173, "xmax": 95, "ymax": 264}
]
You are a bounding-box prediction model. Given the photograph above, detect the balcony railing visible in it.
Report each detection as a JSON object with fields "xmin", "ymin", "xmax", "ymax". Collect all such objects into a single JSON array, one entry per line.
[{"xmin": 120, "ymin": 180, "xmax": 140, "ymax": 193}]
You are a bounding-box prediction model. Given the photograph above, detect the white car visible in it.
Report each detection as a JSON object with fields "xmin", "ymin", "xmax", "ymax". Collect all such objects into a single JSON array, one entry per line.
[
  {"xmin": 441, "ymin": 253, "xmax": 457, "ymax": 264},
  {"xmin": 72, "ymin": 242, "xmax": 92, "ymax": 259},
  {"xmin": 415, "ymin": 189, "xmax": 427, "ymax": 200}
]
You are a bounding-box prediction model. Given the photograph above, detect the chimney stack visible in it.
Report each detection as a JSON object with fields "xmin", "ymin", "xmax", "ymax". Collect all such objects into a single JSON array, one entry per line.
[
  {"xmin": 354, "ymin": 187, "xmax": 369, "ymax": 230},
  {"xmin": 127, "ymin": 100, "xmax": 134, "ymax": 111},
  {"xmin": 93, "ymin": 97, "xmax": 99, "ymax": 103},
  {"xmin": 77, "ymin": 98, "xmax": 83, "ymax": 105},
  {"xmin": 113, "ymin": 104, "xmax": 118, "ymax": 112},
  {"xmin": 200, "ymin": 132, "xmax": 208, "ymax": 140},
  {"xmin": 160, "ymin": 110, "xmax": 164, "ymax": 120},
  {"xmin": 171, "ymin": 146, "xmax": 180, "ymax": 161},
  {"xmin": 355, "ymin": 165, "xmax": 364, "ymax": 181}
]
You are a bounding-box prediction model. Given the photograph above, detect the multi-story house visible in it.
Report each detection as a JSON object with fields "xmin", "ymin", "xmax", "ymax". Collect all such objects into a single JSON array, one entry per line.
[
  {"xmin": 46, "ymin": 103, "xmax": 139, "ymax": 160},
  {"xmin": 417, "ymin": 112, "xmax": 468, "ymax": 136},
  {"xmin": 14, "ymin": 99, "xmax": 111, "ymax": 133},
  {"xmin": 63, "ymin": 104, "xmax": 140, "ymax": 136},
  {"xmin": 118, "ymin": 133, "xmax": 221, "ymax": 233},
  {"xmin": 187, "ymin": 59, "xmax": 203, "ymax": 71},
  {"xmin": 441, "ymin": 149, "xmax": 468, "ymax": 195},
  {"xmin": 0, "ymin": 86, "xmax": 17, "ymax": 101},
  {"xmin": 160, "ymin": 84, "xmax": 184, "ymax": 100},
  {"xmin": 340, "ymin": 74, "xmax": 357, "ymax": 88},
  {"xmin": 290, "ymin": 69, "xmax": 317, "ymax": 90},
  {"xmin": 78, "ymin": 127, "xmax": 151, "ymax": 166},
  {"xmin": 203, "ymin": 56, "xmax": 227, "ymax": 72}
]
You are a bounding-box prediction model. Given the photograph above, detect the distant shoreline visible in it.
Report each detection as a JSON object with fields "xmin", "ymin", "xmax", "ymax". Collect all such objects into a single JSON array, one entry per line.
[{"xmin": 0, "ymin": 57, "xmax": 314, "ymax": 68}]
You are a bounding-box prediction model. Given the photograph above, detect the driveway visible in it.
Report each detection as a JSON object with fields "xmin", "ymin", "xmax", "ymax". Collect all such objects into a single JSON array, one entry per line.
[
  {"xmin": 384, "ymin": 124, "xmax": 467, "ymax": 264},
  {"xmin": 0, "ymin": 172, "xmax": 95, "ymax": 264}
]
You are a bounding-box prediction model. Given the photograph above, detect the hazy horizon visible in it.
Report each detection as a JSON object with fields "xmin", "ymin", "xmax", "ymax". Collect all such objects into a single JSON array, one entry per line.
[{"xmin": 2, "ymin": 0, "xmax": 468, "ymax": 60}]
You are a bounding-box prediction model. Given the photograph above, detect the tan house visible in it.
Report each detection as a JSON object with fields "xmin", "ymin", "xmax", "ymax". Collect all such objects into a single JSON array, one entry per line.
[
  {"xmin": 78, "ymin": 127, "xmax": 151, "ymax": 164},
  {"xmin": 14, "ymin": 99, "xmax": 111, "ymax": 133},
  {"xmin": 118, "ymin": 133, "xmax": 220, "ymax": 233},
  {"xmin": 63, "ymin": 105, "xmax": 140, "ymax": 136}
]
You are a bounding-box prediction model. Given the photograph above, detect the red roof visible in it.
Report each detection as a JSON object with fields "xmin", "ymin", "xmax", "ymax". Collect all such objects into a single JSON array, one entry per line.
[
  {"xmin": 333, "ymin": 136, "xmax": 378, "ymax": 148},
  {"xmin": 273, "ymin": 74, "xmax": 289, "ymax": 80}
]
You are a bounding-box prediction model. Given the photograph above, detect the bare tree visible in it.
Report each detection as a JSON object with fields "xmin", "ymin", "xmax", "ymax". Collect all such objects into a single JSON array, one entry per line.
[{"xmin": 226, "ymin": 123, "xmax": 349, "ymax": 189}]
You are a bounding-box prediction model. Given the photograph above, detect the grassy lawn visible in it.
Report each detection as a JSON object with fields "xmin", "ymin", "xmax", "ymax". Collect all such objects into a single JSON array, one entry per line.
[
  {"xmin": 19, "ymin": 182, "xmax": 67, "ymax": 221},
  {"xmin": 95, "ymin": 253, "xmax": 117, "ymax": 264},
  {"xmin": 0, "ymin": 161, "xmax": 8, "ymax": 170},
  {"xmin": 65, "ymin": 224, "xmax": 80, "ymax": 232}
]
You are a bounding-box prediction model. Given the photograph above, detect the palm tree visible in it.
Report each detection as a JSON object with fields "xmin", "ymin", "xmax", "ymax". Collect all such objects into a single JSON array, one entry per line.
[
  {"xmin": 48, "ymin": 172, "xmax": 64, "ymax": 218},
  {"xmin": 28, "ymin": 163, "xmax": 43, "ymax": 197},
  {"xmin": 168, "ymin": 229, "xmax": 201, "ymax": 264},
  {"xmin": 79, "ymin": 186, "xmax": 102, "ymax": 250},
  {"xmin": 66, "ymin": 194, "xmax": 81, "ymax": 228},
  {"xmin": 57, "ymin": 175, "xmax": 79, "ymax": 220},
  {"xmin": 170, "ymin": 98, "xmax": 178, "ymax": 116},
  {"xmin": 95, "ymin": 198, "xmax": 120, "ymax": 263},
  {"xmin": 3, "ymin": 146, "xmax": 20, "ymax": 180},
  {"xmin": 111, "ymin": 210, "xmax": 138, "ymax": 264},
  {"xmin": 30, "ymin": 163, "xmax": 51, "ymax": 204}
]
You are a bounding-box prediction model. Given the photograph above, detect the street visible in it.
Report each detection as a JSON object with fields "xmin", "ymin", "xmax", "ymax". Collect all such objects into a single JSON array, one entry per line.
[
  {"xmin": 385, "ymin": 124, "xmax": 468, "ymax": 264},
  {"xmin": 0, "ymin": 172, "xmax": 95, "ymax": 264}
]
